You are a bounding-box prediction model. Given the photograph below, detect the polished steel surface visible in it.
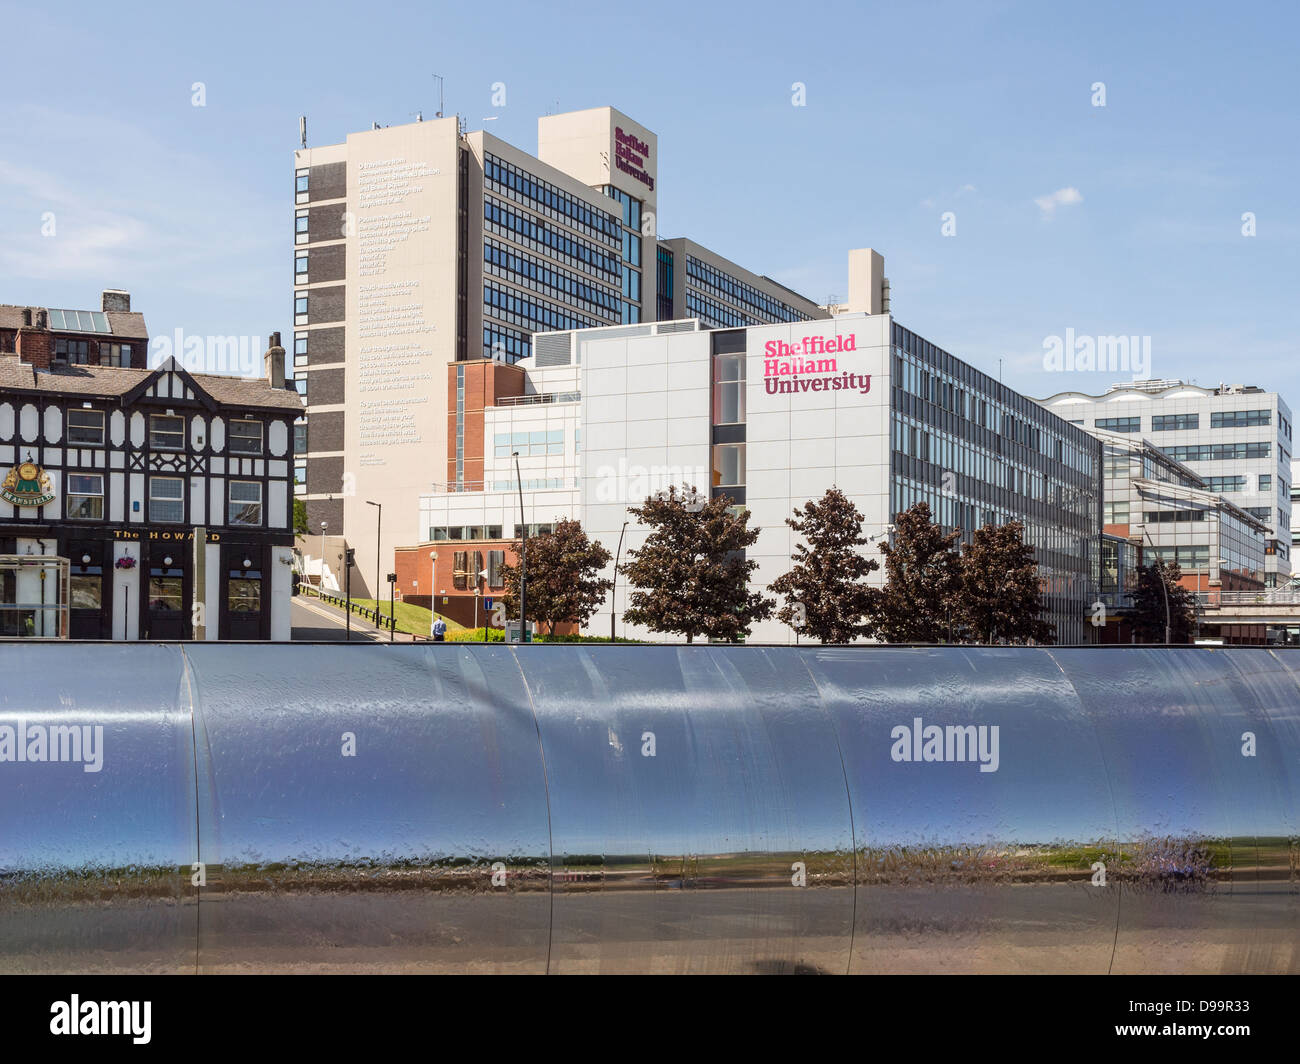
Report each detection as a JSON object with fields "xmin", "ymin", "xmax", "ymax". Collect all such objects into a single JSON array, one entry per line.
[{"xmin": 0, "ymin": 644, "xmax": 1296, "ymax": 974}]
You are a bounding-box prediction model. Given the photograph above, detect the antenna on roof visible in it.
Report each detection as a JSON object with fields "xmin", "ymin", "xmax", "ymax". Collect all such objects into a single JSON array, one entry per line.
[
  {"xmin": 433, "ymin": 74, "xmax": 445, "ymax": 119},
  {"xmin": 299, "ymin": 115, "xmax": 307, "ymax": 148}
]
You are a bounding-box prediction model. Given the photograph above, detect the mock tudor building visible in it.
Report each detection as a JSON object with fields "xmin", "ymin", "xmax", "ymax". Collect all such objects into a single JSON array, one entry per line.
[{"xmin": 0, "ymin": 301, "xmax": 303, "ymax": 640}]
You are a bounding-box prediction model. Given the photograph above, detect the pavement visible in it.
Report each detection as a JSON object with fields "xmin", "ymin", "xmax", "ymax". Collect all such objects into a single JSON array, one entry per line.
[{"xmin": 290, "ymin": 593, "xmax": 417, "ymax": 643}]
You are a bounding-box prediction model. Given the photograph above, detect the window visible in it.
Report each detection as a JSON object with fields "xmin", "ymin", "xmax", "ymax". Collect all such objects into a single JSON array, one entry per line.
[
  {"xmin": 70, "ymin": 574, "xmax": 102, "ymax": 610},
  {"xmin": 54, "ymin": 339, "xmax": 90, "ymax": 364},
  {"xmin": 295, "ymin": 169, "xmax": 309, "ymax": 195},
  {"xmin": 149, "ymin": 477, "xmax": 184, "ymax": 523},
  {"xmin": 100, "ymin": 343, "xmax": 131, "ymax": 367},
  {"xmin": 228, "ymin": 573, "xmax": 261, "ymax": 613},
  {"xmin": 1211, "ymin": 409, "xmax": 1271, "ymax": 428},
  {"xmin": 294, "ymin": 334, "xmax": 308, "ymax": 356},
  {"xmin": 228, "ymin": 481, "xmax": 262, "ymax": 526},
  {"xmin": 714, "ymin": 353, "xmax": 746, "ymax": 424},
  {"xmin": 150, "ymin": 414, "xmax": 185, "ymax": 450},
  {"xmin": 148, "ymin": 575, "xmax": 183, "ymax": 611},
  {"xmin": 66, "ymin": 473, "xmax": 104, "ymax": 520},
  {"xmin": 1151, "ymin": 413, "xmax": 1198, "ymax": 431},
  {"xmin": 67, "ymin": 409, "xmax": 105, "ymax": 445},
  {"xmin": 295, "ymin": 254, "xmax": 308, "ymax": 275},
  {"xmin": 293, "ymin": 462, "xmax": 306, "ymax": 494},
  {"xmin": 292, "ymin": 377, "xmax": 307, "ymax": 398},
  {"xmin": 1095, "ymin": 417, "xmax": 1141, "ymax": 433},
  {"xmin": 1259, "ymin": 475, "xmax": 1272, "ymax": 491},
  {"xmin": 452, "ymin": 550, "xmax": 482, "ymax": 591},
  {"xmin": 294, "ymin": 421, "xmax": 307, "ymax": 453},
  {"xmin": 295, "ymin": 210, "xmax": 309, "ymax": 241},
  {"xmin": 295, "ymin": 294, "xmax": 308, "ymax": 316},
  {"xmin": 1203, "ymin": 476, "xmax": 1246, "ymax": 493},
  {"xmin": 713, "ymin": 443, "xmax": 746, "ymax": 487},
  {"xmin": 228, "ymin": 419, "xmax": 263, "ymax": 455}
]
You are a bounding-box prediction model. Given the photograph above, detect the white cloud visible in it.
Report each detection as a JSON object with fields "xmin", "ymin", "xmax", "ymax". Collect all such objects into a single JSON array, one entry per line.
[{"xmin": 1034, "ymin": 186, "xmax": 1083, "ymax": 218}]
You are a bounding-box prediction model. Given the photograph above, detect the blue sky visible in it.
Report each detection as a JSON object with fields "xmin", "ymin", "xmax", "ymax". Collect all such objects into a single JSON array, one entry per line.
[{"xmin": 2, "ymin": 0, "xmax": 1296, "ymax": 403}]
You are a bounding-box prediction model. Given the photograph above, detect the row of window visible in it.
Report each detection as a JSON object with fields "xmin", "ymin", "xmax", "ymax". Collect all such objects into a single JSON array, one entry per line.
[
  {"xmin": 1211, "ymin": 409, "xmax": 1272, "ymax": 428},
  {"xmin": 684, "ymin": 255, "xmax": 812, "ymax": 324},
  {"xmin": 1164, "ymin": 442, "xmax": 1272, "ymax": 462},
  {"xmin": 483, "ymin": 238, "xmax": 620, "ymax": 318},
  {"xmin": 483, "ymin": 284, "xmax": 601, "ymax": 335},
  {"xmin": 685, "ymin": 291, "xmax": 758, "ymax": 329},
  {"xmin": 493, "ymin": 429, "xmax": 564, "ymax": 458},
  {"xmin": 54, "ymin": 339, "xmax": 133, "ymax": 366},
  {"xmin": 61, "ymin": 411, "xmax": 265, "ymax": 453},
  {"xmin": 452, "ymin": 549, "xmax": 506, "ymax": 591},
  {"xmin": 485, "ymin": 155, "xmax": 621, "ymax": 245},
  {"xmin": 484, "ymin": 197, "xmax": 620, "ymax": 280},
  {"xmin": 483, "ymin": 324, "xmax": 530, "ymax": 363},
  {"xmin": 428, "ymin": 523, "xmax": 556, "ymax": 542},
  {"xmin": 64, "ymin": 473, "xmax": 264, "ymax": 525},
  {"xmin": 1098, "ymin": 410, "xmax": 1276, "ymax": 432}
]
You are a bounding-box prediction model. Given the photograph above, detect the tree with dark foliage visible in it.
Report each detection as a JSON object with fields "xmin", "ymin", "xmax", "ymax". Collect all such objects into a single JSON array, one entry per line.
[
  {"xmin": 770, "ymin": 487, "xmax": 879, "ymax": 643},
  {"xmin": 957, "ymin": 520, "xmax": 1054, "ymax": 644},
  {"xmin": 1130, "ymin": 558, "xmax": 1196, "ymax": 643},
  {"xmin": 498, "ymin": 519, "xmax": 613, "ymax": 635},
  {"xmin": 621, "ymin": 485, "xmax": 773, "ymax": 643},
  {"xmin": 870, "ymin": 502, "xmax": 962, "ymax": 643}
]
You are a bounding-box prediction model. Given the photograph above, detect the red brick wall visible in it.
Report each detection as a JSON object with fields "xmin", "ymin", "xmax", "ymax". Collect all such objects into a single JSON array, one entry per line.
[
  {"xmin": 394, "ymin": 539, "xmax": 577, "ymax": 635},
  {"xmin": 445, "ymin": 360, "xmax": 525, "ymax": 487}
]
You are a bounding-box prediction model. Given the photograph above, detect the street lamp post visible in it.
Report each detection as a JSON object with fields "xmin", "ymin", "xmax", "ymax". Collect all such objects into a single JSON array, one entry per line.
[
  {"xmin": 1141, "ymin": 529, "xmax": 1171, "ymax": 643},
  {"xmin": 610, "ymin": 520, "xmax": 628, "ymax": 641},
  {"xmin": 319, "ymin": 520, "xmax": 327, "ymax": 588},
  {"xmin": 513, "ymin": 452, "xmax": 527, "ymax": 642},
  {"xmin": 366, "ymin": 500, "xmax": 382, "ymax": 615}
]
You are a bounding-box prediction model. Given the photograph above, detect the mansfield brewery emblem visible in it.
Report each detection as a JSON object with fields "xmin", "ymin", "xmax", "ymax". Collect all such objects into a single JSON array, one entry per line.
[{"xmin": 2, "ymin": 457, "xmax": 55, "ymax": 507}]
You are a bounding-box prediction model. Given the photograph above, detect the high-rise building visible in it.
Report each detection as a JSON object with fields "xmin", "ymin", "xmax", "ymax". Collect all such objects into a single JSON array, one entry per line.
[
  {"xmin": 292, "ymin": 106, "xmax": 825, "ymax": 595},
  {"xmin": 1036, "ymin": 381, "xmax": 1293, "ymax": 586}
]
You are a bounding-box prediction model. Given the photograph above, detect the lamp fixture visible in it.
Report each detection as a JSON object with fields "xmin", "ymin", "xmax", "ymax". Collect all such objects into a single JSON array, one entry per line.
[{"xmin": 163, "ymin": 555, "xmax": 174, "ymax": 567}]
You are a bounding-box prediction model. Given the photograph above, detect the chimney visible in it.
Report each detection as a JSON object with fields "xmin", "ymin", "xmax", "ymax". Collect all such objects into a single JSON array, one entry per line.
[
  {"xmin": 16, "ymin": 311, "xmax": 52, "ymax": 370},
  {"xmin": 264, "ymin": 331, "xmax": 285, "ymax": 389},
  {"xmin": 102, "ymin": 290, "xmax": 131, "ymax": 313}
]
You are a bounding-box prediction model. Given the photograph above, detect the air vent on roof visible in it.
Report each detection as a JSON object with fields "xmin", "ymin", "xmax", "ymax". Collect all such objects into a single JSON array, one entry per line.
[
  {"xmin": 656, "ymin": 320, "xmax": 696, "ymax": 334},
  {"xmin": 534, "ymin": 333, "xmax": 572, "ymax": 367}
]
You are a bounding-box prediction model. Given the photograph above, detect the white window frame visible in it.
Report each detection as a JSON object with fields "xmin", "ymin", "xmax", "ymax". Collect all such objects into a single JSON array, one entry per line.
[
  {"xmin": 149, "ymin": 413, "xmax": 185, "ymax": 451},
  {"xmin": 66, "ymin": 472, "xmax": 105, "ymax": 520},
  {"xmin": 149, "ymin": 476, "xmax": 185, "ymax": 523},
  {"xmin": 228, "ymin": 480, "xmax": 263, "ymax": 526},
  {"xmin": 227, "ymin": 419, "xmax": 264, "ymax": 455}
]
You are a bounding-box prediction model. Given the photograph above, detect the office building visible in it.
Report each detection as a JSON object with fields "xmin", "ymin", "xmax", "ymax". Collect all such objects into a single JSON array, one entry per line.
[
  {"xmin": 291, "ymin": 105, "xmax": 826, "ymax": 595},
  {"xmin": 1036, "ymin": 380, "xmax": 1293, "ymax": 586},
  {"xmin": 409, "ymin": 252, "xmax": 1103, "ymax": 643},
  {"xmin": 1093, "ymin": 430, "xmax": 1268, "ymax": 644}
]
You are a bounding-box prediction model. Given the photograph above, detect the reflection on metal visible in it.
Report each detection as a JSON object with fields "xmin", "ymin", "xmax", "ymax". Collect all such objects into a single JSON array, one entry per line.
[{"xmin": 0, "ymin": 645, "xmax": 1296, "ymax": 974}]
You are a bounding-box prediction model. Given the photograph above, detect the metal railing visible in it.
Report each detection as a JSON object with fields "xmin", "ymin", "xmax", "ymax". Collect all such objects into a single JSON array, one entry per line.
[
  {"xmin": 496, "ymin": 391, "xmax": 581, "ymax": 406},
  {"xmin": 303, "ymin": 586, "xmax": 397, "ymax": 630},
  {"xmin": 1193, "ymin": 590, "xmax": 1300, "ymax": 608}
]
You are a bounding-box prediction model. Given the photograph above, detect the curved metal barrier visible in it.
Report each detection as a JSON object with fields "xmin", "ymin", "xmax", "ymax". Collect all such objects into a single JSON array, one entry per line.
[{"xmin": 0, "ymin": 644, "xmax": 1296, "ymax": 974}]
